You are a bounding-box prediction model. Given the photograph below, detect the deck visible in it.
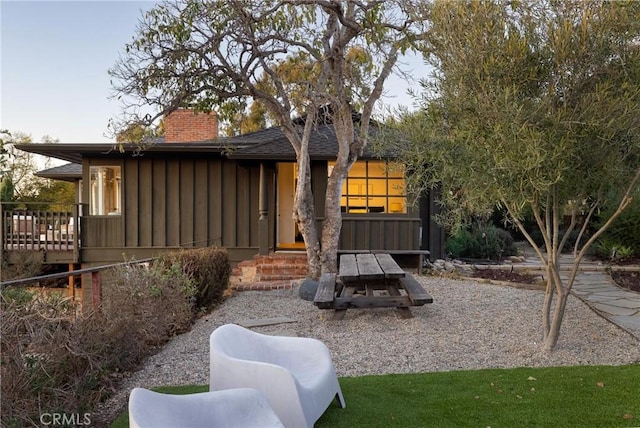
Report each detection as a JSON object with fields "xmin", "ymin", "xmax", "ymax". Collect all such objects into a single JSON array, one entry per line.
[{"xmin": 2, "ymin": 206, "xmax": 81, "ymax": 264}]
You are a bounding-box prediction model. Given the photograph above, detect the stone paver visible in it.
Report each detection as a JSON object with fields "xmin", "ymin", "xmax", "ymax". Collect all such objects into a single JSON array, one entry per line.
[
  {"xmin": 610, "ymin": 316, "xmax": 640, "ymax": 332},
  {"xmin": 591, "ymin": 303, "xmax": 638, "ymax": 317},
  {"xmin": 569, "ymin": 273, "xmax": 640, "ymax": 338},
  {"xmin": 480, "ymin": 249, "xmax": 640, "ymax": 339}
]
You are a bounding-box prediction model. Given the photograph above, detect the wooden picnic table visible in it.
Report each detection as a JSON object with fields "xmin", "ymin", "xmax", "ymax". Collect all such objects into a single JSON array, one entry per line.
[{"xmin": 313, "ymin": 253, "xmax": 433, "ymax": 319}]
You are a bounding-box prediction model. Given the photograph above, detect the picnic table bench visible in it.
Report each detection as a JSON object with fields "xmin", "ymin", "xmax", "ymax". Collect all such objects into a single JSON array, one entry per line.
[{"xmin": 314, "ymin": 253, "xmax": 433, "ymax": 320}]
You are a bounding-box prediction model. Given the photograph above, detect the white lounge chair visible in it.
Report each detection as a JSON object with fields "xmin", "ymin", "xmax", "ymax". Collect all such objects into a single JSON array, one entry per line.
[
  {"xmin": 209, "ymin": 324, "xmax": 346, "ymax": 428},
  {"xmin": 128, "ymin": 387, "xmax": 284, "ymax": 428}
]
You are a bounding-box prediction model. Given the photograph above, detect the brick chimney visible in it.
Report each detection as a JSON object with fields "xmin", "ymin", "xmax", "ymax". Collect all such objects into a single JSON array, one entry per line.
[{"xmin": 164, "ymin": 109, "xmax": 218, "ymax": 143}]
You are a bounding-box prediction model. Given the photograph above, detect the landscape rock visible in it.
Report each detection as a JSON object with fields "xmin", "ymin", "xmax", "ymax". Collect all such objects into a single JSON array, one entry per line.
[
  {"xmin": 443, "ymin": 262, "xmax": 456, "ymax": 273},
  {"xmin": 298, "ymin": 278, "xmax": 319, "ymax": 301}
]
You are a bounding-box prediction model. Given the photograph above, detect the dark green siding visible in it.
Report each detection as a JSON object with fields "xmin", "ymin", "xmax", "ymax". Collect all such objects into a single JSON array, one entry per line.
[
  {"xmin": 339, "ymin": 217, "xmax": 422, "ymax": 251},
  {"xmin": 82, "ymin": 156, "xmax": 263, "ymax": 263}
]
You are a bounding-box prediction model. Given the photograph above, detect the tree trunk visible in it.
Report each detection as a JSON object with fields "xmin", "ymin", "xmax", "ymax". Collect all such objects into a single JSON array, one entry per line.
[
  {"xmin": 293, "ymin": 152, "xmax": 322, "ymax": 280},
  {"xmin": 543, "ymin": 289, "xmax": 570, "ymax": 351},
  {"xmin": 542, "ymin": 272, "xmax": 553, "ymax": 338},
  {"xmin": 320, "ymin": 161, "xmax": 348, "ymax": 274}
]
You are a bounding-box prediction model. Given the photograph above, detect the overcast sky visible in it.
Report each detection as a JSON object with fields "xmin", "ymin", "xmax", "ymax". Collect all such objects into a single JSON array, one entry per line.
[{"xmin": 1, "ymin": 1, "xmax": 426, "ymax": 145}]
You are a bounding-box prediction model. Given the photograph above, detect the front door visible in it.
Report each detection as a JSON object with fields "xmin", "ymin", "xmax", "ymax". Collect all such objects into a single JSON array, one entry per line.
[{"xmin": 276, "ymin": 163, "xmax": 303, "ymax": 249}]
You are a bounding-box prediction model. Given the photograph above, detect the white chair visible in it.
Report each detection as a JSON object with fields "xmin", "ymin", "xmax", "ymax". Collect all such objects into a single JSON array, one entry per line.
[
  {"xmin": 128, "ymin": 387, "xmax": 284, "ymax": 428},
  {"xmin": 209, "ymin": 324, "xmax": 346, "ymax": 428}
]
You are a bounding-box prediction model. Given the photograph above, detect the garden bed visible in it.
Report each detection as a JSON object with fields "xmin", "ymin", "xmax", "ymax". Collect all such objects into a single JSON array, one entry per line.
[
  {"xmin": 471, "ymin": 261, "xmax": 640, "ymax": 293},
  {"xmin": 612, "ymin": 271, "xmax": 640, "ymax": 292},
  {"xmin": 471, "ymin": 269, "xmax": 539, "ymax": 285}
]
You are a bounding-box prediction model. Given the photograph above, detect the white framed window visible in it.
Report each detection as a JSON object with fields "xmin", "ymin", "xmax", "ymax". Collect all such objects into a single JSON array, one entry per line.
[{"xmin": 89, "ymin": 166, "xmax": 121, "ymax": 215}]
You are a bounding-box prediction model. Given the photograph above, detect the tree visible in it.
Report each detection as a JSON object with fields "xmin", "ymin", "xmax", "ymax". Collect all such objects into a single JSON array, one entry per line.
[
  {"xmin": 221, "ymin": 100, "xmax": 268, "ymax": 136},
  {"xmin": 0, "ymin": 130, "xmax": 10, "ymax": 172},
  {"xmin": 0, "ymin": 131, "xmax": 70, "ymax": 205},
  {"xmin": 115, "ymin": 121, "xmax": 165, "ymax": 144},
  {"xmin": 0, "ymin": 176, "xmax": 15, "ymax": 204},
  {"xmin": 221, "ymin": 46, "xmax": 380, "ymax": 137},
  {"xmin": 399, "ymin": 0, "xmax": 640, "ymax": 350},
  {"xmin": 109, "ymin": 0, "xmax": 426, "ymax": 278},
  {"xmin": 1, "ymin": 132, "xmax": 57, "ymax": 200},
  {"xmin": 18, "ymin": 180, "xmax": 75, "ymax": 211}
]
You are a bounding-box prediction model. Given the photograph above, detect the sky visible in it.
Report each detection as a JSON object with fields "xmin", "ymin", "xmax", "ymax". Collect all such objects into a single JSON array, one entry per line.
[{"xmin": 1, "ymin": 1, "xmax": 426, "ymax": 145}]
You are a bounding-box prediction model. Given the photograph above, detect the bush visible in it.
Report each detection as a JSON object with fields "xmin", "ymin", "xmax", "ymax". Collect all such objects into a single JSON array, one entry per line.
[
  {"xmin": 524, "ymin": 226, "xmax": 591, "ymax": 254},
  {"xmin": 1, "ymin": 289, "xmax": 113, "ymax": 427},
  {"xmin": 160, "ymin": 247, "xmax": 231, "ymax": 310},
  {"xmin": 1, "ymin": 247, "xmax": 230, "ymax": 426},
  {"xmin": 595, "ymin": 191, "xmax": 640, "ymax": 255},
  {"xmin": 1, "ymin": 250, "xmax": 44, "ymax": 281},
  {"xmin": 445, "ymin": 223, "xmax": 517, "ymax": 260},
  {"xmin": 592, "ymin": 238, "xmax": 634, "ymax": 261},
  {"xmin": 102, "ymin": 258, "xmax": 197, "ymax": 346}
]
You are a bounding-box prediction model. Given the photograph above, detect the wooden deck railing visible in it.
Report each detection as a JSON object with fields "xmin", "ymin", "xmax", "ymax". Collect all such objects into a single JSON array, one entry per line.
[{"xmin": 1, "ymin": 203, "xmax": 83, "ymax": 260}]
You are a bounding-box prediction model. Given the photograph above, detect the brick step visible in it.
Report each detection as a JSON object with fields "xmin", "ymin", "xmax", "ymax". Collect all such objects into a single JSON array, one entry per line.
[
  {"xmin": 254, "ymin": 255, "xmax": 308, "ymax": 264},
  {"xmin": 255, "ymin": 275, "xmax": 307, "ymax": 281},
  {"xmin": 256, "ymin": 262, "xmax": 307, "ymax": 273},
  {"xmin": 231, "ymin": 252, "xmax": 308, "ymax": 284}
]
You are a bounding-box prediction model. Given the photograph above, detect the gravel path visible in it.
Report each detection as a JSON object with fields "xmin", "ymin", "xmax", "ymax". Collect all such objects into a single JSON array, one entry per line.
[{"xmin": 96, "ymin": 276, "xmax": 640, "ymax": 425}]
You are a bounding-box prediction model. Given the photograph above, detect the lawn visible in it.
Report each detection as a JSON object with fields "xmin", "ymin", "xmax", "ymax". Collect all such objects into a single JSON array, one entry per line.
[{"xmin": 111, "ymin": 364, "xmax": 639, "ymax": 427}]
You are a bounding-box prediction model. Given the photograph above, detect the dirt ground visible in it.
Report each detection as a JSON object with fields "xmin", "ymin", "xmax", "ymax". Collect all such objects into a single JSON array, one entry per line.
[
  {"xmin": 472, "ymin": 261, "xmax": 640, "ymax": 293},
  {"xmin": 471, "ymin": 269, "xmax": 542, "ymax": 285},
  {"xmin": 611, "ymin": 270, "xmax": 640, "ymax": 293}
]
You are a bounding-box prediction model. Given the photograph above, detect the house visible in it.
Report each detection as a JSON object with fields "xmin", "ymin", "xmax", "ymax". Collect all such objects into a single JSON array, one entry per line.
[{"xmin": 2, "ymin": 109, "xmax": 444, "ymax": 303}]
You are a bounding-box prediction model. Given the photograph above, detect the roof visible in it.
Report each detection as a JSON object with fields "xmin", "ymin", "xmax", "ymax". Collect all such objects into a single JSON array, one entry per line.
[
  {"xmin": 16, "ymin": 117, "xmax": 404, "ymax": 164},
  {"xmin": 227, "ymin": 123, "xmax": 403, "ymax": 160},
  {"xmin": 36, "ymin": 163, "xmax": 82, "ymax": 182}
]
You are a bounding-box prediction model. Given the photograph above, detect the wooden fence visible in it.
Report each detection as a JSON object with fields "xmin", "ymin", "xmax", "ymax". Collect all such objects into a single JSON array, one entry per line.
[{"xmin": 0, "ymin": 258, "xmax": 154, "ymax": 313}]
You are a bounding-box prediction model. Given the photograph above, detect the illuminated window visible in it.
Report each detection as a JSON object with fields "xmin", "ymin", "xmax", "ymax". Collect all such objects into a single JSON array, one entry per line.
[
  {"xmin": 90, "ymin": 166, "xmax": 121, "ymax": 215},
  {"xmin": 329, "ymin": 160, "xmax": 406, "ymax": 214}
]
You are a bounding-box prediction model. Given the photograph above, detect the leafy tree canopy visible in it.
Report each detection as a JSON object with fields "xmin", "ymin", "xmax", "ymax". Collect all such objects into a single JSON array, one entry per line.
[
  {"xmin": 0, "ymin": 131, "xmax": 70, "ymax": 204},
  {"xmin": 399, "ymin": 0, "xmax": 640, "ymax": 350},
  {"xmin": 221, "ymin": 47, "xmax": 376, "ymax": 136},
  {"xmin": 405, "ymin": 0, "xmax": 640, "ymax": 230},
  {"xmin": 109, "ymin": 0, "xmax": 424, "ymax": 135}
]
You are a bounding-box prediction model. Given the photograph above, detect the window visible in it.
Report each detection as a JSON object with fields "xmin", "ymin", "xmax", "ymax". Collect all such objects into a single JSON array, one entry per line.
[
  {"xmin": 90, "ymin": 166, "xmax": 121, "ymax": 215},
  {"xmin": 329, "ymin": 160, "xmax": 406, "ymax": 214}
]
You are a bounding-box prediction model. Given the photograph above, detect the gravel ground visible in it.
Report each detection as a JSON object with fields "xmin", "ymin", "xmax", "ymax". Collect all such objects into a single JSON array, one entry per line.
[{"xmin": 95, "ymin": 276, "xmax": 640, "ymax": 425}]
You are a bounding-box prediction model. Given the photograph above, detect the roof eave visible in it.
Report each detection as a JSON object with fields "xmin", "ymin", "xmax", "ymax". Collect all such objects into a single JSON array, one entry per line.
[
  {"xmin": 14, "ymin": 142, "xmax": 232, "ymax": 164},
  {"xmin": 35, "ymin": 173, "xmax": 80, "ymax": 182}
]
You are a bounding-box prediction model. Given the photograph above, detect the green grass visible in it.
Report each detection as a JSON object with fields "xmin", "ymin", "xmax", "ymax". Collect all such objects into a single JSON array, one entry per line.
[{"xmin": 111, "ymin": 364, "xmax": 640, "ymax": 428}]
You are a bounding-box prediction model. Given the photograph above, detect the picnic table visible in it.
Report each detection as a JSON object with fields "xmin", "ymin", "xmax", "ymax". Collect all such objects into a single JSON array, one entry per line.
[{"xmin": 313, "ymin": 253, "xmax": 433, "ymax": 319}]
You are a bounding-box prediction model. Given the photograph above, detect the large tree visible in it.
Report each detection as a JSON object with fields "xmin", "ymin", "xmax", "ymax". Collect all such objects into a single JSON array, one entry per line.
[
  {"xmin": 109, "ymin": 0, "xmax": 425, "ymax": 278},
  {"xmin": 399, "ymin": 0, "xmax": 640, "ymax": 350},
  {"xmin": 0, "ymin": 132, "xmax": 62, "ymax": 202}
]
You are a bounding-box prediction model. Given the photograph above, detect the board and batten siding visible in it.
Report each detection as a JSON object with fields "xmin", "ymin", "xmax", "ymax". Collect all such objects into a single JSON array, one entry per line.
[
  {"xmin": 339, "ymin": 216, "xmax": 422, "ymax": 251},
  {"xmin": 82, "ymin": 156, "xmax": 262, "ymax": 262},
  {"xmin": 124, "ymin": 157, "xmax": 259, "ymax": 248}
]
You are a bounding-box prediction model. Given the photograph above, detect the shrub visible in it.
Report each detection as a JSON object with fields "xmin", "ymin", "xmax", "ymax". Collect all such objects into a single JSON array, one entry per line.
[
  {"xmin": 1, "ymin": 250, "xmax": 44, "ymax": 281},
  {"xmin": 160, "ymin": 247, "xmax": 231, "ymax": 310},
  {"xmin": 592, "ymin": 238, "xmax": 634, "ymax": 261},
  {"xmin": 445, "ymin": 223, "xmax": 517, "ymax": 260},
  {"xmin": 595, "ymin": 191, "xmax": 640, "ymax": 255},
  {"xmin": 523, "ymin": 226, "xmax": 590, "ymax": 253},
  {"xmin": 1, "ymin": 289, "xmax": 112, "ymax": 427},
  {"xmin": 1, "ymin": 248, "xmax": 225, "ymax": 427},
  {"xmin": 102, "ymin": 258, "xmax": 197, "ymax": 346}
]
